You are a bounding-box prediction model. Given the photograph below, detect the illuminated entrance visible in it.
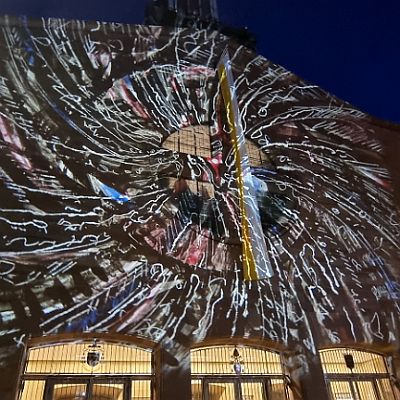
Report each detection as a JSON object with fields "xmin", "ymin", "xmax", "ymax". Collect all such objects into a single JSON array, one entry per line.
[
  {"xmin": 320, "ymin": 348, "xmax": 399, "ymax": 400},
  {"xmin": 18, "ymin": 337, "xmax": 153, "ymax": 400},
  {"xmin": 191, "ymin": 345, "xmax": 292, "ymax": 400}
]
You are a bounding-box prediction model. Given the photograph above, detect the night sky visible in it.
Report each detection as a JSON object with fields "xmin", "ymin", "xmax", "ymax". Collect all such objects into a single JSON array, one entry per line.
[{"xmin": 0, "ymin": 0, "xmax": 399, "ymax": 124}]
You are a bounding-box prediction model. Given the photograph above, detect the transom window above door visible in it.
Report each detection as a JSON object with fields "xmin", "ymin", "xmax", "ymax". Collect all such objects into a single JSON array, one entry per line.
[
  {"xmin": 191, "ymin": 345, "xmax": 293, "ymax": 400},
  {"xmin": 320, "ymin": 348, "xmax": 399, "ymax": 400},
  {"xmin": 18, "ymin": 336, "xmax": 154, "ymax": 400}
]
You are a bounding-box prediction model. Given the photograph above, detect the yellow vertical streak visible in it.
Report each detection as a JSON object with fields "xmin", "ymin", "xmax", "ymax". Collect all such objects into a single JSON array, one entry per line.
[{"xmin": 218, "ymin": 65, "xmax": 258, "ymax": 280}]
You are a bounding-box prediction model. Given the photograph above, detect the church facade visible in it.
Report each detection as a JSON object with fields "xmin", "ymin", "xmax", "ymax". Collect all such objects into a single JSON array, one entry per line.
[{"xmin": 0, "ymin": 11, "xmax": 399, "ymax": 400}]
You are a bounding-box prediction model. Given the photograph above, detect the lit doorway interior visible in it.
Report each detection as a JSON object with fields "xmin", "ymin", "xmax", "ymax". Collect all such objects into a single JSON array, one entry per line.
[
  {"xmin": 18, "ymin": 338, "xmax": 153, "ymax": 400},
  {"xmin": 320, "ymin": 348, "xmax": 399, "ymax": 400},
  {"xmin": 191, "ymin": 345, "xmax": 292, "ymax": 400}
]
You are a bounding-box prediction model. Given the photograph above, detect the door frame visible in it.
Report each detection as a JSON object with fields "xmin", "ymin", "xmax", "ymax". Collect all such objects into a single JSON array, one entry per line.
[
  {"xmin": 326, "ymin": 375, "xmax": 385, "ymax": 400},
  {"xmin": 194, "ymin": 375, "xmax": 280, "ymax": 400},
  {"xmin": 42, "ymin": 376, "xmax": 137, "ymax": 400}
]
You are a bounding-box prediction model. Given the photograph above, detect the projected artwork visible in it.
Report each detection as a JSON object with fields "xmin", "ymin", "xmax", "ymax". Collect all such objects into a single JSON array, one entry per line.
[{"xmin": 0, "ymin": 15, "xmax": 399, "ymax": 379}]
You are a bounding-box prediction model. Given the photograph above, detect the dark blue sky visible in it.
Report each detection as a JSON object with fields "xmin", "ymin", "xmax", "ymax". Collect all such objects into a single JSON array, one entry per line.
[{"xmin": 0, "ymin": 0, "xmax": 399, "ymax": 123}]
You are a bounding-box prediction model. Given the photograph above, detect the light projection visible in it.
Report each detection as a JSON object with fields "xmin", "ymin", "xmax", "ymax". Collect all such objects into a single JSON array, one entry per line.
[
  {"xmin": 218, "ymin": 50, "xmax": 273, "ymax": 280},
  {"xmin": 0, "ymin": 15, "xmax": 399, "ymax": 397}
]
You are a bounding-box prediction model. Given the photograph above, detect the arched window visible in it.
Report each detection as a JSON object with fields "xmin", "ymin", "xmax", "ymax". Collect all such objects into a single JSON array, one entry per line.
[
  {"xmin": 18, "ymin": 336, "xmax": 154, "ymax": 400},
  {"xmin": 191, "ymin": 345, "xmax": 292, "ymax": 400},
  {"xmin": 320, "ymin": 348, "xmax": 399, "ymax": 400}
]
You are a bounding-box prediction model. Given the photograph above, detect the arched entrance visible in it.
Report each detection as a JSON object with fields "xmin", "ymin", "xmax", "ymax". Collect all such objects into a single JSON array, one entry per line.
[
  {"xmin": 18, "ymin": 335, "xmax": 154, "ymax": 400},
  {"xmin": 320, "ymin": 348, "xmax": 399, "ymax": 400},
  {"xmin": 191, "ymin": 345, "xmax": 292, "ymax": 400}
]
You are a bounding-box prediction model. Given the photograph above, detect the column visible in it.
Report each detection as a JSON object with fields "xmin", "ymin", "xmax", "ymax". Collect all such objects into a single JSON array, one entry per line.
[
  {"xmin": 283, "ymin": 347, "xmax": 330, "ymax": 400},
  {"xmin": 1, "ymin": 345, "xmax": 26, "ymax": 400},
  {"xmin": 156, "ymin": 339, "xmax": 191, "ymax": 400}
]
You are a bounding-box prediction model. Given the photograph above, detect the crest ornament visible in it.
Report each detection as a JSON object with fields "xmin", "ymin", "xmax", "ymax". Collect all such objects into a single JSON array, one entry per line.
[{"xmin": 83, "ymin": 339, "xmax": 103, "ymax": 368}]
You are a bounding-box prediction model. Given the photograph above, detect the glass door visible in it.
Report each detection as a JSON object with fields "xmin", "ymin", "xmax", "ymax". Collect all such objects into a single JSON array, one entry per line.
[
  {"xmin": 44, "ymin": 378, "xmax": 127, "ymax": 400},
  {"xmin": 328, "ymin": 379, "xmax": 386, "ymax": 400},
  {"xmin": 204, "ymin": 380, "xmax": 236, "ymax": 400},
  {"xmin": 44, "ymin": 379, "xmax": 88, "ymax": 400},
  {"xmin": 51, "ymin": 382, "xmax": 88, "ymax": 400},
  {"xmin": 91, "ymin": 382, "xmax": 125, "ymax": 399},
  {"xmin": 328, "ymin": 380, "xmax": 356, "ymax": 400},
  {"xmin": 131, "ymin": 380, "xmax": 152, "ymax": 400},
  {"xmin": 202, "ymin": 378, "xmax": 268, "ymax": 400},
  {"xmin": 241, "ymin": 380, "xmax": 265, "ymax": 400},
  {"xmin": 354, "ymin": 380, "xmax": 379, "ymax": 400}
]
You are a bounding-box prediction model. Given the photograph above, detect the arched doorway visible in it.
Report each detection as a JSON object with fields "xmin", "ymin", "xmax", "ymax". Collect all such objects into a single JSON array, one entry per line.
[
  {"xmin": 18, "ymin": 335, "xmax": 154, "ymax": 400},
  {"xmin": 191, "ymin": 345, "xmax": 292, "ymax": 400},
  {"xmin": 320, "ymin": 348, "xmax": 399, "ymax": 400}
]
